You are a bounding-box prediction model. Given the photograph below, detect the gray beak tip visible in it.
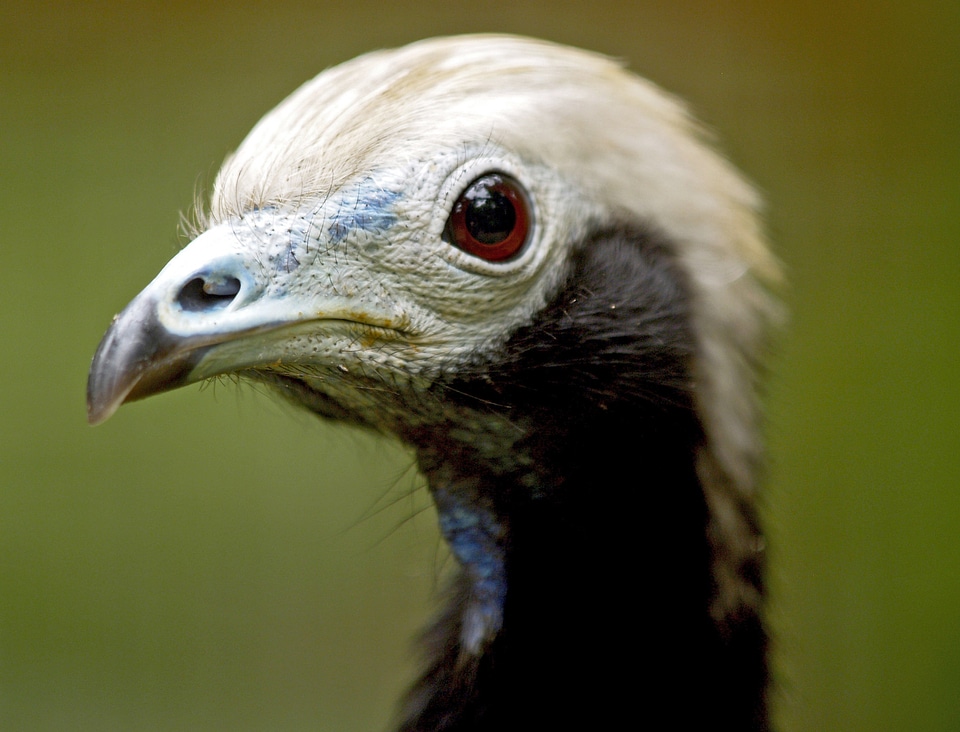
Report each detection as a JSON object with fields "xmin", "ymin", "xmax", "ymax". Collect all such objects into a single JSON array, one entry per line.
[
  {"xmin": 86, "ymin": 340, "xmax": 135, "ymax": 426},
  {"xmin": 86, "ymin": 390, "xmax": 120, "ymax": 426},
  {"xmin": 86, "ymin": 296, "xmax": 201, "ymax": 426}
]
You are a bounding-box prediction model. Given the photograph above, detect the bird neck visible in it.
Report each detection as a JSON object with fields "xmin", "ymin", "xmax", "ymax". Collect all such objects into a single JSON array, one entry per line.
[
  {"xmin": 406, "ymin": 400, "xmax": 740, "ymax": 730},
  {"xmin": 398, "ymin": 227, "xmax": 768, "ymax": 730}
]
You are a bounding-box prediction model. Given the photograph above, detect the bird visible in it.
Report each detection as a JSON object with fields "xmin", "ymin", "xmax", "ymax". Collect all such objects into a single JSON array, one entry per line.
[{"xmin": 88, "ymin": 34, "xmax": 780, "ymax": 731}]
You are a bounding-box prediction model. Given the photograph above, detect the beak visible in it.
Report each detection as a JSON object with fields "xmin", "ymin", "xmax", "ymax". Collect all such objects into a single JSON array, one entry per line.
[
  {"xmin": 87, "ymin": 227, "xmax": 277, "ymax": 425},
  {"xmin": 87, "ymin": 294, "xmax": 207, "ymax": 425},
  {"xmin": 87, "ymin": 223, "xmax": 406, "ymax": 426}
]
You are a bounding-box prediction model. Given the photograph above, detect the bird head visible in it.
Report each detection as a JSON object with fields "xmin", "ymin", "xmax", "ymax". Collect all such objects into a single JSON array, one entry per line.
[
  {"xmin": 89, "ymin": 34, "xmax": 777, "ymax": 490},
  {"xmin": 88, "ymin": 37, "xmax": 780, "ymax": 725}
]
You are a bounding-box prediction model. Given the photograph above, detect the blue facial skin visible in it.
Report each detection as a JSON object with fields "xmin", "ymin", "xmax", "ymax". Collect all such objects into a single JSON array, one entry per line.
[
  {"xmin": 276, "ymin": 237, "xmax": 302, "ymax": 274},
  {"xmin": 247, "ymin": 180, "xmax": 402, "ymax": 282},
  {"xmin": 246, "ymin": 182, "xmax": 505, "ymax": 650},
  {"xmin": 431, "ymin": 486, "xmax": 508, "ymax": 655},
  {"xmin": 302, "ymin": 180, "xmax": 504, "ymax": 651},
  {"xmin": 327, "ymin": 183, "xmax": 401, "ymax": 244}
]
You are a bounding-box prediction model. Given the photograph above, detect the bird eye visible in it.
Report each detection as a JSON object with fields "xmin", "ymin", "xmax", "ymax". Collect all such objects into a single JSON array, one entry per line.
[{"xmin": 443, "ymin": 173, "xmax": 531, "ymax": 262}]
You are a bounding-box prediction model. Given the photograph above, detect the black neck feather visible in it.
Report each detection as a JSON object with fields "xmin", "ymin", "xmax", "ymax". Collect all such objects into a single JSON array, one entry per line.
[{"xmin": 399, "ymin": 227, "xmax": 769, "ymax": 730}]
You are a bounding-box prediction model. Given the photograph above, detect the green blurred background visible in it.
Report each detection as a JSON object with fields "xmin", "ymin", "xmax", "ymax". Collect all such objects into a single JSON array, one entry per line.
[{"xmin": 2, "ymin": 2, "xmax": 957, "ymax": 730}]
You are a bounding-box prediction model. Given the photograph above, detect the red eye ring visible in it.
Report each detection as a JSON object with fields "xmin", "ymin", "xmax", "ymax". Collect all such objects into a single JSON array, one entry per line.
[{"xmin": 443, "ymin": 173, "xmax": 531, "ymax": 262}]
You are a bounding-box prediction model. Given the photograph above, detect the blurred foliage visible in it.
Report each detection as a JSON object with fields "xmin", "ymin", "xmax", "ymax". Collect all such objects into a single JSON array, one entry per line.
[{"xmin": 1, "ymin": 1, "xmax": 958, "ymax": 730}]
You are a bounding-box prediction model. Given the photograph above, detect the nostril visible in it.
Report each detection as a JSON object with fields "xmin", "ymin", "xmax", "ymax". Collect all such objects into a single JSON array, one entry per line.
[{"xmin": 177, "ymin": 276, "xmax": 242, "ymax": 312}]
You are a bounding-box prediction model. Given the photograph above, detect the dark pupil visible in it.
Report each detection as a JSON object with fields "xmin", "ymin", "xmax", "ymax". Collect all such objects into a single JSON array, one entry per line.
[{"xmin": 465, "ymin": 185, "xmax": 515, "ymax": 244}]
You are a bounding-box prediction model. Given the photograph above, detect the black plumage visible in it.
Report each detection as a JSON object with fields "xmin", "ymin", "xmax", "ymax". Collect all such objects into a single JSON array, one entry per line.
[{"xmin": 393, "ymin": 228, "xmax": 767, "ymax": 730}]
